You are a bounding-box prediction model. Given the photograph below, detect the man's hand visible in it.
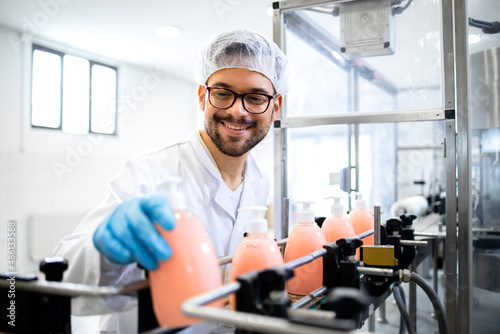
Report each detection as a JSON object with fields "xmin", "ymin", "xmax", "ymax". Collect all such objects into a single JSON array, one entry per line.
[{"xmin": 93, "ymin": 195, "xmax": 175, "ymax": 270}]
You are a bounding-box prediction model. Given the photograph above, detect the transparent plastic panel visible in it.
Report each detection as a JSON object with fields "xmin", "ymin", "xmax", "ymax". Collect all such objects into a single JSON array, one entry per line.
[
  {"xmin": 357, "ymin": 122, "xmax": 396, "ymax": 222},
  {"xmin": 286, "ymin": 120, "xmax": 445, "ymax": 226},
  {"xmin": 31, "ymin": 50, "xmax": 61, "ymax": 128},
  {"xmin": 469, "ymin": 0, "xmax": 500, "ymax": 330},
  {"xmin": 284, "ymin": 23, "xmax": 350, "ymax": 117},
  {"xmin": 286, "ymin": 125, "xmax": 350, "ymax": 226},
  {"xmin": 471, "ymin": 126, "xmax": 500, "ymax": 333},
  {"xmin": 283, "ymin": 0, "xmax": 443, "ymax": 117},
  {"xmin": 364, "ymin": 120, "xmax": 445, "ymax": 223},
  {"xmin": 391, "ymin": 121, "xmax": 446, "ymax": 211}
]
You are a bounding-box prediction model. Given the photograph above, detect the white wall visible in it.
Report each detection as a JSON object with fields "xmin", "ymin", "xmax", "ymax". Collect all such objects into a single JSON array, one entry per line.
[{"xmin": 0, "ymin": 26, "xmax": 199, "ymax": 273}]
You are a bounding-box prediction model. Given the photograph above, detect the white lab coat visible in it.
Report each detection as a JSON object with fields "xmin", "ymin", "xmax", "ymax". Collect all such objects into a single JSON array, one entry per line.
[{"xmin": 53, "ymin": 131, "xmax": 270, "ymax": 334}]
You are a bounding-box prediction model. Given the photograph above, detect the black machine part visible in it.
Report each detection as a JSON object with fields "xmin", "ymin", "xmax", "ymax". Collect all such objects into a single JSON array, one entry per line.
[
  {"xmin": 469, "ymin": 17, "xmax": 500, "ymax": 34},
  {"xmin": 39, "ymin": 256, "xmax": 68, "ymax": 282},
  {"xmin": 1, "ymin": 257, "xmax": 72, "ymax": 334},
  {"xmin": 235, "ymin": 266, "xmax": 292, "ymax": 318}
]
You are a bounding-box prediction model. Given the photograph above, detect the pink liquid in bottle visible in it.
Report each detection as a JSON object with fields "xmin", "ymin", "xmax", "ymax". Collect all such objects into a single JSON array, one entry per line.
[
  {"xmin": 348, "ymin": 193, "xmax": 374, "ymax": 259},
  {"xmin": 284, "ymin": 201, "xmax": 326, "ymax": 296},
  {"xmin": 149, "ymin": 179, "xmax": 223, "ymax": 328},
  {"xmin": 228, "ymin": 206, "xmax": 284, "ymax": 310},
  {"xmin": 349, "ymin": 209, "xmax": 374, "ymax": 245},
  {"xmin": 322, "ymin": 197, "xmax": 356, "ymax": 243}
]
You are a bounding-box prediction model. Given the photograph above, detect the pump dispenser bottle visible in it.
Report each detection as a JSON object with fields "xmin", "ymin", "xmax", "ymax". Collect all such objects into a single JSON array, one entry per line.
[
  {"xmin": 149, "ymin": 177, "xmax": 223, "ymax": 328},
  {"xmin": 348, "ymin": 192, "xmax": 374, "ymax": 246},
  {"xmin": 229, "ymin": 206, "xmax": 284, "ymax": 309},
  {"xmin": 322, "ymin": 196, "xmax": 356, "ymax": 243},
  {"xmin": 284, "ymin": 201, "xmax": 327, "ymax": 295}
]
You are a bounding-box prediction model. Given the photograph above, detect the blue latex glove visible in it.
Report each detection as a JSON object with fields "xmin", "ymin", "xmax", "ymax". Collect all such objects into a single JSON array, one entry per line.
[{"xmin": 93, "ymin": 195, "xmax": 175, "ymax": 271}]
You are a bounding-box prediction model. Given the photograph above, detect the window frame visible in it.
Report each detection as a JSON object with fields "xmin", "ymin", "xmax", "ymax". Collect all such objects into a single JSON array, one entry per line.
[{"xmin": 30, "ymin": 44, "xmax": 118, "ymax": 135}]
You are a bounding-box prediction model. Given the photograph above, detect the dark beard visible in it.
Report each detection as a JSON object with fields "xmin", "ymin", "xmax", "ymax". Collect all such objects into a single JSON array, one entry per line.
[{"xmin": 205, "ymin": 113, "xmax": 271, "ymax": 157}]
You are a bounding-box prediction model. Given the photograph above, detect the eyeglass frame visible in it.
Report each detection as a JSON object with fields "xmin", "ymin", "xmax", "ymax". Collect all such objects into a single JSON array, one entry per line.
[{"xmin": 204, "ymin": 85, "xmax": 278, "ymax": 114}]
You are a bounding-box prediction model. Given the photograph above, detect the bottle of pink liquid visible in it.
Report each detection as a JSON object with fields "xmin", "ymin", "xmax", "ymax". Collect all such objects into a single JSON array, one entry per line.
[
  {"xmin": 348, "ymin": 193, "xmax": 374, "ymax": 247},
  {"xmin": 322, "ymin": 196, "xmax": 356, "ymax": 243},
  {"xmin": 284, "ymin": 201, "xmax": 326, "ymax": 296},
  {"xmin": 149, "ymin": 177, "xmax": 223, "ymax": 328},
  {"xmin": 229, "ymin": 206, "xmax": 284, "ymax": 310}
]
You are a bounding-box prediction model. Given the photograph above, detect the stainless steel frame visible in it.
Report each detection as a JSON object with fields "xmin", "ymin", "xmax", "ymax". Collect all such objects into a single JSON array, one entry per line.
[
  {"xmin": 273, "ymin": 6, "xmax": 287, "ymax": 240},
  {"xmin": 442, "ymin": 0, "xmax": 459, "ymax": 332},
  {"xmin": 272, "ymin": 0, "xmax": 471, "ymax": 332},
  {"xmin": 453, "ymin": 0, "xmax": 473, "ymax": 333},
  {"xmin": 181, "ymin": 281, "xmax": 354, "ymax": 334},
  {"xmin": 278, "ymin": 109, "xmax": 447, "ymax": 128},
  {"xmin": 445, "ymin": 118, "xmax": 458, "ymax": 333}
]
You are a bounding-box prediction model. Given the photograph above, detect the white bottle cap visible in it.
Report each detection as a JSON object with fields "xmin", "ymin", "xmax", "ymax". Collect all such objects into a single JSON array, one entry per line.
[
  {"xmin": 157, "ymin": 176, "xmax": 186, "ymax": 210},
  {"xmin": 293, "ymin": 201, "xmax": 315, "ymax": 223},
  {"xmin": 331, "ymin": 196, "xmax": 344, "ymax": 215},
  {"xmin": 350, "ymin": 192, "xmax": 366, "ymax": 209},
  {"xmin": 239, "ymin": 206, "xmax": 268, "ymax": 234}
]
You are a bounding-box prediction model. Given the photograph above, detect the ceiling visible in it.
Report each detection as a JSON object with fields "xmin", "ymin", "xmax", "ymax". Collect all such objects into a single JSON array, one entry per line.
[
  {"xmin": 0, "ymin": 0, "xmax": 275, "ymax": 83},
  {"xmin": 1, "ymin": 0, "xmax": 498, "ymax": 86}
]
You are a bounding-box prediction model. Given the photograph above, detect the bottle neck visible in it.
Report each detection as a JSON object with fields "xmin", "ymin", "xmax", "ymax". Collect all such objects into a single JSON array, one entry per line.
[
  {"xmin": 297, "ymin": 220, "xmax": 315, "ymax": 226},
  {"xmin": 247, "ymin": 232, "xmax": 268, "ymax": 238}
]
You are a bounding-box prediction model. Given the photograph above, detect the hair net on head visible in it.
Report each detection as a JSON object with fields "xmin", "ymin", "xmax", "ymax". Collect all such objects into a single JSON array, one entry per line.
[{"xmin": 195, "ymin": 29, "xmax": 289, "ymax": 95}]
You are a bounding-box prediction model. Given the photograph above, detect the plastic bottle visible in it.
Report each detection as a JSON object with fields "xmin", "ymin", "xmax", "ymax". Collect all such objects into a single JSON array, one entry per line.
[
  {"xmin": 229, "ymin": 206, "xmax": 284, "ymax": 310},
  {"xmin": 149, "ymin": 177, "xmax": 223, "ymax": 328},
  {"xmin": 348, "ymin": 192, "xmax": 374, "ymax": 247},
  {"xmin": 284, "ymin": 201, "xmax": 327, "ymax": 296},
  {"xmin": 322, "ymin": 196, "xmax": 356, "ymax": 243}
]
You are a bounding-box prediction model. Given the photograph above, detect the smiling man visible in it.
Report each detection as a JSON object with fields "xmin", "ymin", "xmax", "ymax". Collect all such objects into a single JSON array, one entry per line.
[
  {"xmin": 200, "ymin": 67, "xmax": 282, "ymax": 190},
  {"xmin": 54, "ymin": 30, "xmax": 289, "ymax": 333}
]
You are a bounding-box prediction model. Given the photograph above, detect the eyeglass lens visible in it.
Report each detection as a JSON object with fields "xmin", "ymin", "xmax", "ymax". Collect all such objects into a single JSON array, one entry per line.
[{"xmin": 209, "ymin": 88, "xmax": 271, "ymax": 114}]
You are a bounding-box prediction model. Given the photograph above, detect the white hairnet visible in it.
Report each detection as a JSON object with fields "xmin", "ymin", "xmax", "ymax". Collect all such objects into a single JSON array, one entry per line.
[{"xmin": 195, "ymin": 29, "xmax": 289, "ymax": 95}]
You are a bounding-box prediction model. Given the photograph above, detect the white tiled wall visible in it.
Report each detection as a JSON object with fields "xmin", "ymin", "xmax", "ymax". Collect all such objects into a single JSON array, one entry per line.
[{"xmin": 0, "ymin": 151, "xmax": 126, "ymax": 273}]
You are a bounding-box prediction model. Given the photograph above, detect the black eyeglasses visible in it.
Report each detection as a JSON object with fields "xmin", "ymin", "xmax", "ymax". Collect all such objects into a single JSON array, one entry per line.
[{"xmin": 205, "ymin": 85, "xmax": 277, "ymax": 114}]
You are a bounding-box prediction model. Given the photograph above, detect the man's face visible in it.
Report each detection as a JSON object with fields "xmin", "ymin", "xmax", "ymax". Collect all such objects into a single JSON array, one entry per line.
[{"xmin": 198, "ymin": 68, "xmax": 282, "ymax": 157}]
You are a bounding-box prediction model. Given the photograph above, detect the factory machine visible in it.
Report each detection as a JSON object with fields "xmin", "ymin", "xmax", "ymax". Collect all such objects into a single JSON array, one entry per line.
[
  {"xmin": 271, "ymin": 0, "xmax": 500, "ymax": 333},
  {"xmin": 1, "ymin": 0, "xmax": 498, "ymax": 333},
  {"xmin": 1, "ymin": 210, "xmax": 448, "ymax": 334}
]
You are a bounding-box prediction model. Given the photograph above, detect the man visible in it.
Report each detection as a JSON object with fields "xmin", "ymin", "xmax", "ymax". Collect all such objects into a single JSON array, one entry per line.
[{"xmin": 54, "ymin": 29, "xmax": 289, "ymax": 333}]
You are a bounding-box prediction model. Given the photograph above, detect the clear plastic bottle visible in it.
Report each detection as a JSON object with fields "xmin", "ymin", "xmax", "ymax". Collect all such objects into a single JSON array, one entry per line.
[
  {"xmin": 149, "ymin": 177, "xmax": 223, "ymax": 328},
  {"xmin": 348, "ymin": 192, "xmax": 374, "ymax": 246},
  {"xmin": 229, "ymin": 206, "xmax": 284, "ymax": 310},
  {"xmin": 284, "ymin": 201, "xmax": 327, "ymax": 296},
  {"xmin": 322, "ymin": 196, "xmax": 356, "ymax": 243}
]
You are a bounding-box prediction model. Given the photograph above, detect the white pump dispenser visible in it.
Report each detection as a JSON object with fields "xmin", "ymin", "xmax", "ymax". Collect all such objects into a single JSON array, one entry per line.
[
  {"xmin": 238, "ymin": 206, "xmax": 268, "ymax": 234},
  {"xmin": 294, "ymin": 201, "xmax": 315, "ymax": 223},
  {"xmin": 331, "ymin": 196, "xmax": 344, "ymax": 215},
  {"xmin": 351, "ymin": 192, "xmax": 366, "ymax": 209}
]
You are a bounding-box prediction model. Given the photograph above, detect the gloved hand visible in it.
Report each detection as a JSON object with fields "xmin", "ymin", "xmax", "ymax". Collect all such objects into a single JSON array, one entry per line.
[{"xmin": 93, "ymin": 195, "xmax": 175, "ymax": 271}]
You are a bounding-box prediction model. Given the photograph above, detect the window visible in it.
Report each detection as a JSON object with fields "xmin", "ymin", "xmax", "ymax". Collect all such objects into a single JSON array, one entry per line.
[{"xmin": 31, "ymin": 45, "xmax": 117, "ymax": 135}]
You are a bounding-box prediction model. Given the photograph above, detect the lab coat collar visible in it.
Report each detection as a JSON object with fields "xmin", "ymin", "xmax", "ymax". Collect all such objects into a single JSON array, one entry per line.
[
  {"xmin": 192, "ymin": 130, "xmax": 265, "ymax": 210},
  {"xmin": 192, "ymin": 131, "xmax": 221, "ymax": 181},
  {"xmin": 192, "ymin": 130, "xmax": 264, "ymax": 184},
  {"xmin": 190, "ymin": 131, "xmax": 267, "ymax": 255}
]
